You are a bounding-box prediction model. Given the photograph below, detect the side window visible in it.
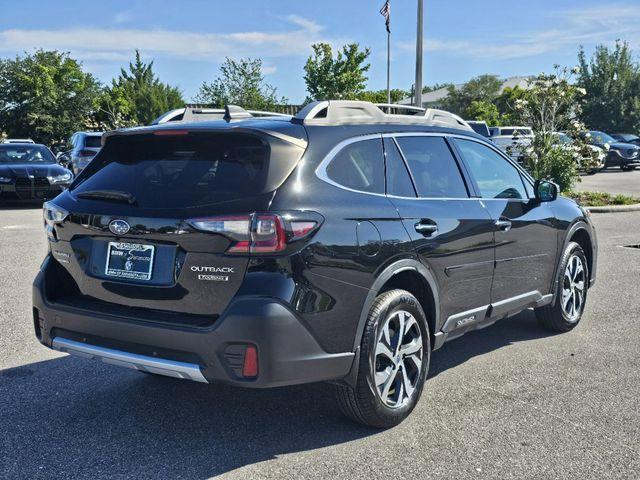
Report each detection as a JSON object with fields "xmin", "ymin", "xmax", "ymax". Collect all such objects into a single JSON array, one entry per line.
[
  {"xmin": 384, "ymin": 138, "xmax": 416, "ymax": 197},
  {"xmin": 325, "ymin": 138, "xmax": 385, "ymax": 194},
  {"xmin": 395, "ymin": 136, "xmax": 468, "ymax": 198},
  {"xmin": 454, "ymin": 139, "xmax": 527, "ymax": 200}
]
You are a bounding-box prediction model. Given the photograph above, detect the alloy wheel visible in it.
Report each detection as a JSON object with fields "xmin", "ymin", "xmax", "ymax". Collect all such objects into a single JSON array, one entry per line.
[
  {"xmin": 373, "ymin": 310, "xmax": 423, "ymax": 409},
  {"xmin": 562, "ymin": 254, "xmax": 586, "ymax": 322}
]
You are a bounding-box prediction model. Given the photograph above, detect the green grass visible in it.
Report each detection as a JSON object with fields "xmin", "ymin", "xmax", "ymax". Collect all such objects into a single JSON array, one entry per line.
[{"xmin": 565, "ymin": 191, "xmax": 640, "ymax": 207}]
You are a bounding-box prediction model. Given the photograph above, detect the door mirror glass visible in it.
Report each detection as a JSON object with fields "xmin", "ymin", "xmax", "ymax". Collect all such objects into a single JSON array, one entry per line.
[{"xmin": 535, "ymin": 180, "xmax": 558, "ymax": 202}]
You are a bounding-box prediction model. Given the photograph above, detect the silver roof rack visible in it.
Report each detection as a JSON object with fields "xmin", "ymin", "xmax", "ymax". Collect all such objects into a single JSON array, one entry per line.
[
  {"xmin": 294, "ymin": 100, "xmax": 473, "ymax": 131},
  {"xmin": 152, "ymin": 105, "xmax": 290, "ymax": 125}
]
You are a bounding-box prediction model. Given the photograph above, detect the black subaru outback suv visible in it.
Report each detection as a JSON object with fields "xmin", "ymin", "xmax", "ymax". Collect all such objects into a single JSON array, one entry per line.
[{"xmin": 33, "ymin": 101, "xmax": 597, "ymax": 428}]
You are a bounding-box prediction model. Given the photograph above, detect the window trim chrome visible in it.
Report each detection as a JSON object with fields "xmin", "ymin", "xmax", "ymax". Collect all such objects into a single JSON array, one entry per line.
[{"xmin": 314, "ymin": 131, "xmax": 536, "ymax": 201}]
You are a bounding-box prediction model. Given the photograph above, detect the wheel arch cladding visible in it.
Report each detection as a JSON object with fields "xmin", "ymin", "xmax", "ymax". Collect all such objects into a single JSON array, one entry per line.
[
  {"xmin": 353, "ymin": 259, "xmax": 439, "ymax": 351},
  {"xmin": 569, "ymin": 228, "xmax": 593, "ymax": 285}
]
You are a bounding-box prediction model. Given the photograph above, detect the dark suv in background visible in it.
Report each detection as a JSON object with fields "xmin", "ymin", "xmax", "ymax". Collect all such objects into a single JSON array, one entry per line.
[
  {"xmin": 33, "ymin": 101, "xmax": 597, "ymax": 427},
  {"xmin": 57, "ymin": 131, "xmax": 104, "ymax": 175}
]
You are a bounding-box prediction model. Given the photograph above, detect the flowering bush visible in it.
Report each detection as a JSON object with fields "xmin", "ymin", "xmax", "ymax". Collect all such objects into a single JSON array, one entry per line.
[{"xmin": 513, "ymin": 67, "xmax": 601, "ymax": 192}]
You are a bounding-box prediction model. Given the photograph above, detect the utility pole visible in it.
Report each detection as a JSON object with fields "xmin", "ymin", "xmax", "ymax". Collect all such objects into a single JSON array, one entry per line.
[{"xmin": 414, "ymin": 0, "xmax": 423, "ymax": 107}]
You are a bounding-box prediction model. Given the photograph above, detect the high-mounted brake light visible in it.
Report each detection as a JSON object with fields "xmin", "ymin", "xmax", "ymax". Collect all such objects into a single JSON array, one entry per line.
[
  {"xmin": 188, "ymin": 213, "xmax": 319, "ymax": 254},
  {"xmin": 153, "ymin": 130, "xmax": 190, "ymax": 136}
]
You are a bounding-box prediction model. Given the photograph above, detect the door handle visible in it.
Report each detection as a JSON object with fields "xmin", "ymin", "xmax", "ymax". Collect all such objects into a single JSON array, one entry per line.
[
  {"xmin": 495, "ymin": 218, "xmax": 512, "ymax": 232},
  {"xmin": 415, "ymin": 220, "xmax": 438, "ymax": 236}
]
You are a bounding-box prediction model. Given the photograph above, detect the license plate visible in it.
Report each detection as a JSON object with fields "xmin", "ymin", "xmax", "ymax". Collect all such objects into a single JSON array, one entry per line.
[{"xmin": 105, "ymin": 242, "xmax": 155, "ymax": 281}]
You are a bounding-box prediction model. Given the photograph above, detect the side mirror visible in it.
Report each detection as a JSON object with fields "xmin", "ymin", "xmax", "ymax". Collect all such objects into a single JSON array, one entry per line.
[{"xmin": 534, "ymin": 179, "xmax": 558, "ymax": 202}]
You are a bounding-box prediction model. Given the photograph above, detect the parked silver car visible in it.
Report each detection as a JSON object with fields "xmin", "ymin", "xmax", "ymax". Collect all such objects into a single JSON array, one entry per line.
[{"xmin": 57, "ymin": 132, "xmax": 104, "ymax": 175}]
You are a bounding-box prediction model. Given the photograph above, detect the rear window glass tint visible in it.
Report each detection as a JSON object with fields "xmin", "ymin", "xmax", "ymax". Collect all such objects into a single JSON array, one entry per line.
[
  {"xmin": 72, "ymin": 133, "xmax": 279, "ymax": 209},
  {"xmin": 326, "ymin": 138, "xmax": 385, "ymax": 194},
  {"xmin": 84, "ymin": 136, "xmax": 102, "ymax": 148}
]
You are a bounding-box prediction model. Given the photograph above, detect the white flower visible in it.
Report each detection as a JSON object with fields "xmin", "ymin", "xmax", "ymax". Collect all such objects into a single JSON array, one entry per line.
[{"xmin": 576, "ymin": 87, "xmax": 586, "ymax": 96}]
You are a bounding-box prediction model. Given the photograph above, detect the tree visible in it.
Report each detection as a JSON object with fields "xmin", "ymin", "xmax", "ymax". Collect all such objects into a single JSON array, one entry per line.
[
  {"xmin": 494, "ymin": 86, "xmax": 529, "ymax": 125},
  {"xmin": 577, "ymin": 41, "xmax": 640, "ymax": 132},
  {"xmin": 304, "ymin": 43, "xmax": 371, "ymax": 101},
  {"xmin": 94, "ymin": 50, "xmax": 184, "ymax": 128},
  {"xmin": 513, "ymin": 67, "xmax": 598, "ymax": 191},
  {"xmin": 0, "ymin": 50, "xmax": 100, "ymax": 145},
  {"xmin": 463, "ymin": 100, "xmax": 501, "ymax": 125},
  {"xmin": 195, "ymin": 57, "xmax": 286, "ymax": 110},
  {"xmin": 358, "ymin": 89, "xmax": 409, "ymax": 104},
  {"xmin": 441, "ymin": 74, "xmax": 503, "ymax": 115}
]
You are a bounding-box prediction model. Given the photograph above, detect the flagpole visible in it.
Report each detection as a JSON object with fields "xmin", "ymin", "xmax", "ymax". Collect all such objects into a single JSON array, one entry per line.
[
  {"xmin": 414, "ymin": 0, "xmax": 423, "ymax": 107},
  {"xmin": 386, "ymin": 23, "xmax": 391, "ymax": 104}
]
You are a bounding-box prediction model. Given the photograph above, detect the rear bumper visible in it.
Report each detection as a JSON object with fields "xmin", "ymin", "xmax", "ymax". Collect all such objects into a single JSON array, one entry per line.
[{"xmin": 33, "ymin": 268, "xmax": 355, "ymax": 388}]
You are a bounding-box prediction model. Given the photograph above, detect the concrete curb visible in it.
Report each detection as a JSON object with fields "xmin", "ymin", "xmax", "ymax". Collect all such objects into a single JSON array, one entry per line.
[{"xmin": 585, "ymin": 204, "xmax": 640, "ymax": 213}]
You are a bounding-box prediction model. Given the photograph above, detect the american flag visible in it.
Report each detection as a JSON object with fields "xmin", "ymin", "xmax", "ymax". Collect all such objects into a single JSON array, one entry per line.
[{"xmin": 380, "ymin": 1, "xmax": 391, "ymax": 33}]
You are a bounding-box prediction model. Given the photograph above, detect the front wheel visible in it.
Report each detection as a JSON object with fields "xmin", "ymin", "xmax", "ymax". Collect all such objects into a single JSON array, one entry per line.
[
  {"xmin": 334, "ymin": 289, "xmax": 431, "ymax": 428},
  {"xmin": 535, "ymin": 242, "xmax": 589, "ymax": 332}
]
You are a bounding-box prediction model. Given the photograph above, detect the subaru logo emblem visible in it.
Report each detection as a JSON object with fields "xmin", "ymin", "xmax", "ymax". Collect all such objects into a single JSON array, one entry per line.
[{"xmin": 109, "ymin": 219, "xmax": 130, "ymax": 235}]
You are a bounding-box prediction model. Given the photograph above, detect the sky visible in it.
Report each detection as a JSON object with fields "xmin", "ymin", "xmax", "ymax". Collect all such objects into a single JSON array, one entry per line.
[{"xmin": 0, "ymin": 0, "xmax": 638, "ymax": 103}]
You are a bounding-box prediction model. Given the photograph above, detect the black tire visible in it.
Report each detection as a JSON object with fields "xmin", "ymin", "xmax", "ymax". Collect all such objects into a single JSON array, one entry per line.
[
  {"xmin": 535, "ymin": 242, "xmax": 589, "ymax": 332},
  {"xmin": 334, "ymin": 289, "xmax": 431, "ymax": 428}
]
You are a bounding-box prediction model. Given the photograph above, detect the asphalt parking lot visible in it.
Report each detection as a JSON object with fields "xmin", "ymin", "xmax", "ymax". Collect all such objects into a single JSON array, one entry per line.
[
  {"xmin": 1, "ymin": 205, "xmax": 639, "ymax": 480},
  {"xmin": 578, "ymin": 168, "xmax": 640, "ymax": 197}
]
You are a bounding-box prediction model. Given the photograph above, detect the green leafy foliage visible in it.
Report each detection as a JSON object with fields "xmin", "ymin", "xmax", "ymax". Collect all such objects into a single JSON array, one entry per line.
[
  {"xmin": 441, "ymin": 74, "xmax": 503, "ymax": 116},
  {"xmin": 93, "ymin": 50, "xmax": 184, "ymax": 129},
  {"xmin": 578, "ymin": 41, "xmax": 640, "ymax": 133},
  {"xmin": 195, "ymin": 57, "xmax": 287, "ymax": 110},
  {"xmin": 511, "ymin": 67, "xmax": 599, "ymax": 192},
  {"xmin": 358, "ymin": 89, "xmax": 409, "ymax": 104},
  {"xmin": 567, "ymin": 191, "xmax": 640, "ymax": 206},
  {"xmin": 463, "ymin": 100, "xmax": 501, "ymax": 125},
  {"xmin": 304, "ymin": 43, "xmax": 371, "ymax": 101},
  {"xmin": 0, "ymin": 50, "xmax": 101, "ymax": 145}
]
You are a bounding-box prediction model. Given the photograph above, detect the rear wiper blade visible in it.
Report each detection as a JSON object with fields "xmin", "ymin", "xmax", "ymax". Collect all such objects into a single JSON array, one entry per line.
[{"xmin": 76, "ymin": 190, "xmax": 137, "ymax": 205}]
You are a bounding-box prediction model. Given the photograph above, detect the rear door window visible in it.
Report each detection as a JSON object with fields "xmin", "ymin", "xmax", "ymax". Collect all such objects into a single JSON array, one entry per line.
[
  {"xmin": 325, "ymin": 138, "xmax": 385, "ymax": 194},
  {"xmin": 72, "ymin": 132, "xmax": 301, "ymax": 209},
  {"xmin": 84, "ymin": 136, "xmax": 102, "ymax": 148},
  {"xmin": 395, "ymin": 136, "xmax": 468, "ymax": 198}
]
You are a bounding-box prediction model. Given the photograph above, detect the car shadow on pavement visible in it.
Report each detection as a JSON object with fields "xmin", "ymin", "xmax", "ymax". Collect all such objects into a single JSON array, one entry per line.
[
  {"xmin": 0, "ymin": 309, "xmax": 555, "ymax": 479},
  {"xmin": 429, "ymin": 308, "xmax": 556, "ymax": 378},
  {"xmin": 0, "ymin": 356, "xmax": 374, "ymax": 479}
]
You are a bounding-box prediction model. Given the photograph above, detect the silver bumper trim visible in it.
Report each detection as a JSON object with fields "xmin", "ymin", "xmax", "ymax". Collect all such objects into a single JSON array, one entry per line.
[{"xmin": 52, "ymin": 337, "xmax": 208, "ymax": 383}]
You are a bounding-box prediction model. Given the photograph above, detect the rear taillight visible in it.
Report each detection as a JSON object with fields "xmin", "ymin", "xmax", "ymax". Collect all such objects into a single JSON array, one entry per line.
[
  {"xmin": 188, "ymin": 212, "xmax": 320, "ymax": 254},
  {"xmin": 43, "ymin": 202, "xmax": 68, "ymax": 240}
]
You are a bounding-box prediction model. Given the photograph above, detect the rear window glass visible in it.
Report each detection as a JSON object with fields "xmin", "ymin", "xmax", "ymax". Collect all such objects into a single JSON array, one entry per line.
[
  {"xmin": 84, "ymin": 136, "xmax": 102, "ymax": 148},
  {"xmin": 325, "ymin": 138, "xmax": 385, "ymax": 194},
  {"xmin": 71, "ymin": 133, "xmax": 293, "ymax": 209}
]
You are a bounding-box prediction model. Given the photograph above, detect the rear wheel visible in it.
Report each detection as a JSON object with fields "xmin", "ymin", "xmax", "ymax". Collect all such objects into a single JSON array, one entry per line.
[
  {"xmin": 535, "ymin": 242, "xmax": 588, "ymax": 332},
  {"xmin": 334, "ymin": 289, "xmax": 430, "ymax": 428}
]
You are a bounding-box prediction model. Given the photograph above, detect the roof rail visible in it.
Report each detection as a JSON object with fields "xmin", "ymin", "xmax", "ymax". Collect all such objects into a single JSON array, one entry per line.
[
  {"xmin": 152, "ymin": 105, "xmax": 289, "ymax": 124},
  {"xmin": 375, "ymin": 103, "xmax": 425, "ymax": 115},
  {"xmin": 293, "ymin": 100, "xmax": 473, "ymax": 131}
]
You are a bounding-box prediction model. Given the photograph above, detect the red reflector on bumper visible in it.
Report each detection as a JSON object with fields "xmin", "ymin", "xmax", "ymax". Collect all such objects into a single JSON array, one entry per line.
[{"xmin": 242, "ymin": 345, "xmax": 259, "ymax": 378}]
